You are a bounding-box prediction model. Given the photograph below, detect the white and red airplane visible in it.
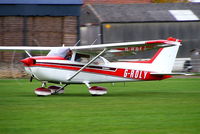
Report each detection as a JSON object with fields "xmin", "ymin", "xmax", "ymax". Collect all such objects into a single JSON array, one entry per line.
[{"xmin": 0, "ymin": 37, "xmax": 183, "ymax": 96}]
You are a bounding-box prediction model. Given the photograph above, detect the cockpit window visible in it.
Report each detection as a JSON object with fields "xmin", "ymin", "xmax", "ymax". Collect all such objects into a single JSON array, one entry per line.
[
  {"xmin": 75, "ymin": 53, "xmax": 106, "ymax": 65},
  {"xmin": 47, "ymin": 48, "xmax": 72, "ymax": 60},
  {"xmin": 75, "ymin": 53, "xmax": 90, "ymax": 63}
]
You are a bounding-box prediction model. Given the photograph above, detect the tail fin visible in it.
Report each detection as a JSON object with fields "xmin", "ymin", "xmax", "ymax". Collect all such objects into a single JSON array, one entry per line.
[
  {"xmin": 120, "ymin": 37, "xmax": 181, "ymax": 74},
  {"xmin": 151, "ymin": 39, "xmax": 181, "ymax": 73}
]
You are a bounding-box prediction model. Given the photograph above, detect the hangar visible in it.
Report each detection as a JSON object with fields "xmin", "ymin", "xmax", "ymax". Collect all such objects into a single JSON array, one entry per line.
[{"xmin": 80, "ymin": 3, "xmax": 200, "ymax": 59}]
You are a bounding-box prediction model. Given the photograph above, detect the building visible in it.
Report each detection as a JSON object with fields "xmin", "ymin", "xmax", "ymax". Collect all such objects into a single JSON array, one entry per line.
[
  {"xmin": 83, "ymin": 0, "xmax": 151, "ymax": 4},
  {"xmin": 80, "ymin": 3, "xmax": 200, "ymax": 59},
  {"xmin": 0, "ymin": 0, "xmax": 83, "ymax": 62},
  {"xmin": 0, "ymin": 0, "xmax": 82, "ymax": 77}
]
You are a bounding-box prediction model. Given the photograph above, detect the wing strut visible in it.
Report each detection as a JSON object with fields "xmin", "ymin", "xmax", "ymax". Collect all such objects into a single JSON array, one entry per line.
[
  {"xmin": 25, "ymin": 50, "xmax": 32, "ymax": 57},
  {"xmin": 66, "ymin": 48, "xmax": 107, "ymax": 82}
]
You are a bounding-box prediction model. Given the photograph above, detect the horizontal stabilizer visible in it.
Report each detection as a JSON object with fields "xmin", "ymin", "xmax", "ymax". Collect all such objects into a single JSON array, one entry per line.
[{"xmin": 151, "ymin": 72, "xmax": 193, "ymax": 76}]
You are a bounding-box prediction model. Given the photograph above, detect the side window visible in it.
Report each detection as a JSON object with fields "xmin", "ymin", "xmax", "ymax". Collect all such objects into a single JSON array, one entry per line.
[{"xmin": 75, "ymin": 53, "xmax": 90, "ymax": 63}]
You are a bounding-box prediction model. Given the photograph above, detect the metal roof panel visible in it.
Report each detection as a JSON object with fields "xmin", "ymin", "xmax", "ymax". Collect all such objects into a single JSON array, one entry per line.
[
  {"xmin": 0, "ymin": 0, "xmax": 83, "ymax": 5},
  {"xmin": 82, "ymin": 3, "xmax": 200, "ymax": 23}
]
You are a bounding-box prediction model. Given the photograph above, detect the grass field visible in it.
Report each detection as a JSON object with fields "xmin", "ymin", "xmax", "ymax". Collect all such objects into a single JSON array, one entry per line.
[{"xmin": 0, "ymin": 78, "xmax": 200, "ymax": 134}]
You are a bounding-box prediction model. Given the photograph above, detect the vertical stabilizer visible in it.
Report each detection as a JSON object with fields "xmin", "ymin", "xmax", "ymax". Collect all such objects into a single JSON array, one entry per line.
[{"xmin": 151, "ymin": 41, "xmax": 181, "ymax": 73}]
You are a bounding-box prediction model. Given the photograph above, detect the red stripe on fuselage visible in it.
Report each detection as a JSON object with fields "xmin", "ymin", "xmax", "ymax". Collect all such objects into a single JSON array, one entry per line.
[{"xmin": 32, "ymin": 56, "xmax": 66, "ymax": 60}]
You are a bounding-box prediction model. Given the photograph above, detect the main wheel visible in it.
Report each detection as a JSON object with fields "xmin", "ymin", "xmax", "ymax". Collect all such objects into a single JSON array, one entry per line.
[
  {"xmin": 89, "ymin": 86, "xmax": 107, "ymax": 96},
  {"xmin": 34, "ymin": 87, "xmax": 51, "ymax": 96}
]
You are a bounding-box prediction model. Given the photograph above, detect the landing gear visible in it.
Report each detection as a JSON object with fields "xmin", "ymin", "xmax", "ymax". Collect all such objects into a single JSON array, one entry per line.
[
  {"xmin": 48, "ymin": 85, "xmax": 64, "ymax": 94},
  {"xmin": 34, "ymin": 82, "xmax": 68, "ymax": 96},
  {"xmin": 34, "ymin": 81, "xmax": 107, "ymax": 96},
  {"xmin": 89, "ymin": 86, "xmax": 107, "ymax": 96},
  {"xmin": 34, "ymin": 87, "xmax": 51, "ymax": 96},
  {"xmin": 84, "ymin": 82, "xmax": 107, "ymax": 96}
]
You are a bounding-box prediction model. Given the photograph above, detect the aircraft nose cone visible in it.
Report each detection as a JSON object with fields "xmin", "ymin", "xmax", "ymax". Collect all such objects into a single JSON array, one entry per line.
[{"xmin": 20, "ymin": 58, "xmax": 35, "ymax": 66}]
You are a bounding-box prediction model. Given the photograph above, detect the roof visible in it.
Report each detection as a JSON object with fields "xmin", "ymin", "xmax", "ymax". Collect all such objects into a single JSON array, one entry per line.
[
  {"xmin": 81, "ymin": 3, "xmax": 200, "ymax": 24},
  {"xmin": 0, "ymin": 0, "xmax": 83, "ymax": 16},
  {"xmin": 0, "ymin": 0, "xmax": 83, "ymax": 5}
]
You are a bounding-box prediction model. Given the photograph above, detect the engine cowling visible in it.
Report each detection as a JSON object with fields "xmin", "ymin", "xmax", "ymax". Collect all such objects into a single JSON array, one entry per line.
[{"xmin": 20, "ymin": 58, "xmax": 36, "ymax": 66}]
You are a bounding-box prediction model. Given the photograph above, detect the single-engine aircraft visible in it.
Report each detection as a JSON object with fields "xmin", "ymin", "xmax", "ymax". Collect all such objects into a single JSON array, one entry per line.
[{"xmin": 0, "ymin": 37, "xmax": 183, "ymax": 96}]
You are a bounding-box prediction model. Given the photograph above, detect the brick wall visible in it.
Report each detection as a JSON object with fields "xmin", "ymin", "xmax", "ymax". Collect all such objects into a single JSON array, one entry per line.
[
  {"xmin": 63, "ymin": 16, "xmax": 78, "ymax": 45},
  {"xmin": 0, "ymin": 16, "xmax": 78, "ymax": 78},
  {"xmin": 21, "ymin": 16, "xmax": 78, "ymax": 47},
  {"xmin": 83, "ymin": 0, "xmax": 152, "ymax": 4},
  {"xmin": 0, "ymin": 17, "xmax": 24, "ymax": 62},
  {"xmin": 0, "ymin": 16, "xmax": 78, "ymax": 62}
]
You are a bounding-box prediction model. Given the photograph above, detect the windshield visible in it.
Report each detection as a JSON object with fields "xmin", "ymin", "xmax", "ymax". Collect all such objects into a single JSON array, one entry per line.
[{"xmin": 47, "ymin": 48, "xmax": 71, "ymax": 58}]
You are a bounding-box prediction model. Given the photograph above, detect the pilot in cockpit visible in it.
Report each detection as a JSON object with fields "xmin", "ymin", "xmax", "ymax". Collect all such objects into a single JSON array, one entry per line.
[{"xmin": 65, "ymin": 50, "xmax": 73, "ymax": 60}]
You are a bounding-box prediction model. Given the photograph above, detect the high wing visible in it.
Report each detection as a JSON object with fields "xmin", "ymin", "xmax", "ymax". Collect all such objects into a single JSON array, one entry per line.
[
  {"xmin": 151, "ymin": 72, "xmax": 194, "ymax": 76},
  {"xmin": 0, "ymin": 38, "xmax": 181, "ymax": 54},
  {"xmin": 71, "ymin": 38, "xmax": 181, "ymax": 54},
  {"xmin": 0, "ymin": 46, "xmax": 55, "ymax": 51}
]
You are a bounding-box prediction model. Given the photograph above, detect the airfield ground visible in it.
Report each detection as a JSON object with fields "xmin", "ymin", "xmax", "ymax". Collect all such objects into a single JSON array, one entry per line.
[{"xmin": 0, "ymin": 78, "xmax": 200, "ymax": 134}]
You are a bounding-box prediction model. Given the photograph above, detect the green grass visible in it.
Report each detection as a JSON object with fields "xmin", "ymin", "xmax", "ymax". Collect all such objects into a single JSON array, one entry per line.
[{"xmin": 0, "ymin": 78, "xmax": 200, "ymax": 134}]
